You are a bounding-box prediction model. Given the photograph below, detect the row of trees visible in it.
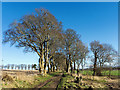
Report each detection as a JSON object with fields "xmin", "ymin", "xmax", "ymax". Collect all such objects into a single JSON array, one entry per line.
[
  {"xmin": 1, "ymin": 64, "xmax": 37, "ymax": 70},
  {"xmin": 3, "ymin": 8, "xmax": 117, "ymax": 76}
]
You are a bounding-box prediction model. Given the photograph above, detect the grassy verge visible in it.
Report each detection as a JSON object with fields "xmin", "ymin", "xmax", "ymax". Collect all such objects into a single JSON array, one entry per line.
[
  {"xmin": 2, "ymin": 72, "xmax": 61, "ymax": 88},
  {"xmin": 57, "ymin": 73, "xmax": 90, "ymax": 89},
  {"xmin": 57, "ymin": 72, "xmax": 109, "ymax": 89}
]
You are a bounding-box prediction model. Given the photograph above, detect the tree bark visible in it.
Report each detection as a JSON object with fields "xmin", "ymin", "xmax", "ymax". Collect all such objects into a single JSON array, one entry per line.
[
  {"xmin": 56, "ymin": 65, "xmax": 58, "ymax": 71},
  {"xmin": 70, "ymin": 59, "xmax": 73, "ymax": 73},
  {"xmin": 53, "ymin": 58, "xmax": 55, "ymax": 72},
  {"xmin": 66, "ymin": 59, "xmax": 69, "ymax": 72},
  {"xmin": 73, "ymin": 59, "xmax": 76, "ymax": 73},
  {"xmin": 77, "ymin": 64, "xmax": 80, "ymax": 76},
  {"xmin": 44, "ymin": 41, "xmax": 47, "ymax": 74},
  {"xmin": 44, "ymin": 35, "xmax": 49, "ymax": 74},
  {"xmin": 39, "ymin": 58, "xmax": 41, "ymax": 73},
  {"xmin": 93, "ymin": 51, "xmax": 97, "ymax": 76},
  {"xmin": 50, "ymin": 59, "xmax": 53, "ymax": 72},
  {"xmin": 82, "ymin": 58, "xmax": 84, "ymax": 71},
  {"xmin": 40, "ymin": 44, "xmax": 44, "ymax": 75},
  {"xmin": 47, "ymin": 63, "xmax": 50, "ymax": 73},
  {"xmin": 66, "ymin": 59, "xmax": 70, "ymax": 73}
]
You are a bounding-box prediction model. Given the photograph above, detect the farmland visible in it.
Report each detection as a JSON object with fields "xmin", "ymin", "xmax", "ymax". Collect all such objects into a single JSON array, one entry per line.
[
  {"xmin": 1, "ymin": 69, "xmax": 120, "ymax": 89},
  {"xmin": 79, "ymin": 70, "xmax": 120, "ymax": 76}
]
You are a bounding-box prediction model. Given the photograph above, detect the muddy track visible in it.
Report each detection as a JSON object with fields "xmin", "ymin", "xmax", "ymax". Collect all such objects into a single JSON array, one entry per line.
[{"xmin": 35, "ymin": 73, "xmax": 63, "ymax": 88}]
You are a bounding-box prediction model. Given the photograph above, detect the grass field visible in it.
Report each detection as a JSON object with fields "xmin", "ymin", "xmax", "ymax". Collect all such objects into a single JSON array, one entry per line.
[{"xmin": 79, "ymin": 70, "xmax": 120, "ymax": 76}]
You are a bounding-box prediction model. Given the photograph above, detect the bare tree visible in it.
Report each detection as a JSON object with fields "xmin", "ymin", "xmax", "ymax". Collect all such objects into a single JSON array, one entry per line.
[
  {"xmin": 7, "ymin": 64, "xmax": 10, "ymax": 69},
  {"xmin": 64, "ymin": 29, "xmax": 80, "ymax": 73},
  {"xmin": 74, "ymin": 40, "xmax": 89, "ymax": 75},
  {"xmin": 24, "ymin": 64, "xmax": 27, "ymax": 70},
  {"xmin": 90, "ymin": 40, "xmax": 102, "ymax": 76},
  {"xmin": 90, "ymin": 41, "xmax": 117, "ymax": 76},
  {"xmin": 11, "ymin": 64, "xmax": 14, "ymax": 69},
  {"xmin": 28, "ymin": 64, "xmax": 30, "ymax": 70},
  {"xmin": 54, "ymin": 52, "xmax": 66, "ymax": 71},
  {"xmin": 32, "ymin": 64, "xmax": 37, "ymax": 70},
  {"xmin": 3, "ymin": 8, "xmax": 62, "ymax": 75},
  {"xmin": 21, "ymin": 64, "xmax": 24, "ymax": 70}
]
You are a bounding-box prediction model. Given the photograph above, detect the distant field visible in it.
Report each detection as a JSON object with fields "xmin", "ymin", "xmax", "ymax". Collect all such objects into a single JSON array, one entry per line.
[{"xmin": 79, "ymin": 70, "xmax": 120, "ymax": 76}]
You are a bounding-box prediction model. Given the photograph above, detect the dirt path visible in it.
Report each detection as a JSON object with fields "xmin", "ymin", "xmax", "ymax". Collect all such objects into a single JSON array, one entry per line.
[{"xmin": 35, "ymin": 73, "xmax": 62, "ymax": 88}]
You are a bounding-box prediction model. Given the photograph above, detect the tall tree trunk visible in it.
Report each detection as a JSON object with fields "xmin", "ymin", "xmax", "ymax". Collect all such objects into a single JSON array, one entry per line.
[
  {"xmin": 74, "ymin": 60, "xmax": 76, "ymax": 70},
  {"xmin": 50, "ymin": 59, "xmax": 53, "ymax": 72},
  {"xmin": 56, "ymin": 65, "xmax": 58, "ymax": 71},
  {"xmin": 48, "ymin": 57, "xmax": 51, "ymax": 73},
  {"xmin": 40, "ymin": 44, "xmax": 44, "ymax": 75},
  {"xmin": 98, "ymin": 60, "xmax": 102, "ymax": 76},
  {"xmin": 68, "ymin": 62, "xmax": 70, "ymax": 73},
  {"xmin": 46, "ymin": 38, "xmax": 49, "ymax": 73},
  {"xmin": 93, "ymin": 51, "xmax": 97, "ymax": 76},
  {"xmin": 66, "ymin": 59, "xmax": 69, "ymax": 72},
  {"xmin": 70, "ymin": 59, "xmax": 73, "ymax": 74},
  {"xmin": 39, "ymin": 58, "xmax": 41, "ymax": 73},
  {"xmin": 44, "ymin": 41, "xmax": 47, "ymax": 74},
  {"xmin": 82, "ymin": 58, "xmax": 83, "ymax": 71},
  {"xmin": 47, "ymin": 63, "xmax": 50, "ymax": 73},
  {"xmin": 77, "ymin": 64, "xmax": 80, "ymax": 76},
  {"xmin": 68, "ymin": 47, "xmax": 73, "ymax": 73},
  {"xmin": 66, "ymin": 59, "xmax": 70, "ymax": 73},
  {"xmin": 73, "ymin": 59, "xmax": 76, "ymax": 73},
  {"xmin": 53, "ymin": 58, "xmax": 55, "ymax": 72}
]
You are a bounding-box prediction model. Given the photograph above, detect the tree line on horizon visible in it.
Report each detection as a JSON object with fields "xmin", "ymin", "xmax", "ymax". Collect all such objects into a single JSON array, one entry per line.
[
  {"xmin": 1, "ymin": 64, "xmax": 37, "ymax": 70},
  {"xmin": 3, "ymin": 8, "xmax": 118, "ymax": 76}
]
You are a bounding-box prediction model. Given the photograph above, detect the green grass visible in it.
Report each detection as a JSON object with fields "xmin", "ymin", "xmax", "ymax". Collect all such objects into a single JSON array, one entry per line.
[
  {"xmin": 32, "ymin": 72, "xmax": 61, "ymax": 88},
  {"xmin": 102, "ymin": 70, "xmax": 120, "ymax": 76},
  {"xmin": 58, "ymin": 73, "xmax": 90, "ymax": 89},
  {"xmin": 77, "ymin": 70, "xmax": 120, "ymax": 76},
  {"xmin": 58, "ymin": 73, "xmax": 74, "ymax": 88},
  {"xmin": 49, "ymin": 71, "xmax": 62, "ymax": 77},
  {"xmin": 80, "ymin": 70, "xmax": 93, "ymax": 75},
  {"xmin": 12, "ymin": 74, "xmax": 53, "ymax": 88}
]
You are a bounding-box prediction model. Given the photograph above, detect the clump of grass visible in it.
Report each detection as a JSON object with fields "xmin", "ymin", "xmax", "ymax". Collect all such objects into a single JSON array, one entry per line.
[{"xmin": 2, "ymin": 73, "xmax": 13, "ymax": 82}]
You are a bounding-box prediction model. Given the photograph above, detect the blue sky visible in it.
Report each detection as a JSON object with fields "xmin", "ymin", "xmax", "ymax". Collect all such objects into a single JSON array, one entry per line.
[
  {"xmin": 2, "ymin": 2, "xmax": 118, "ymax": 65},
  {"xmin": 1, "ymin": 0, "xmax": 120, "ymax": 2}
]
